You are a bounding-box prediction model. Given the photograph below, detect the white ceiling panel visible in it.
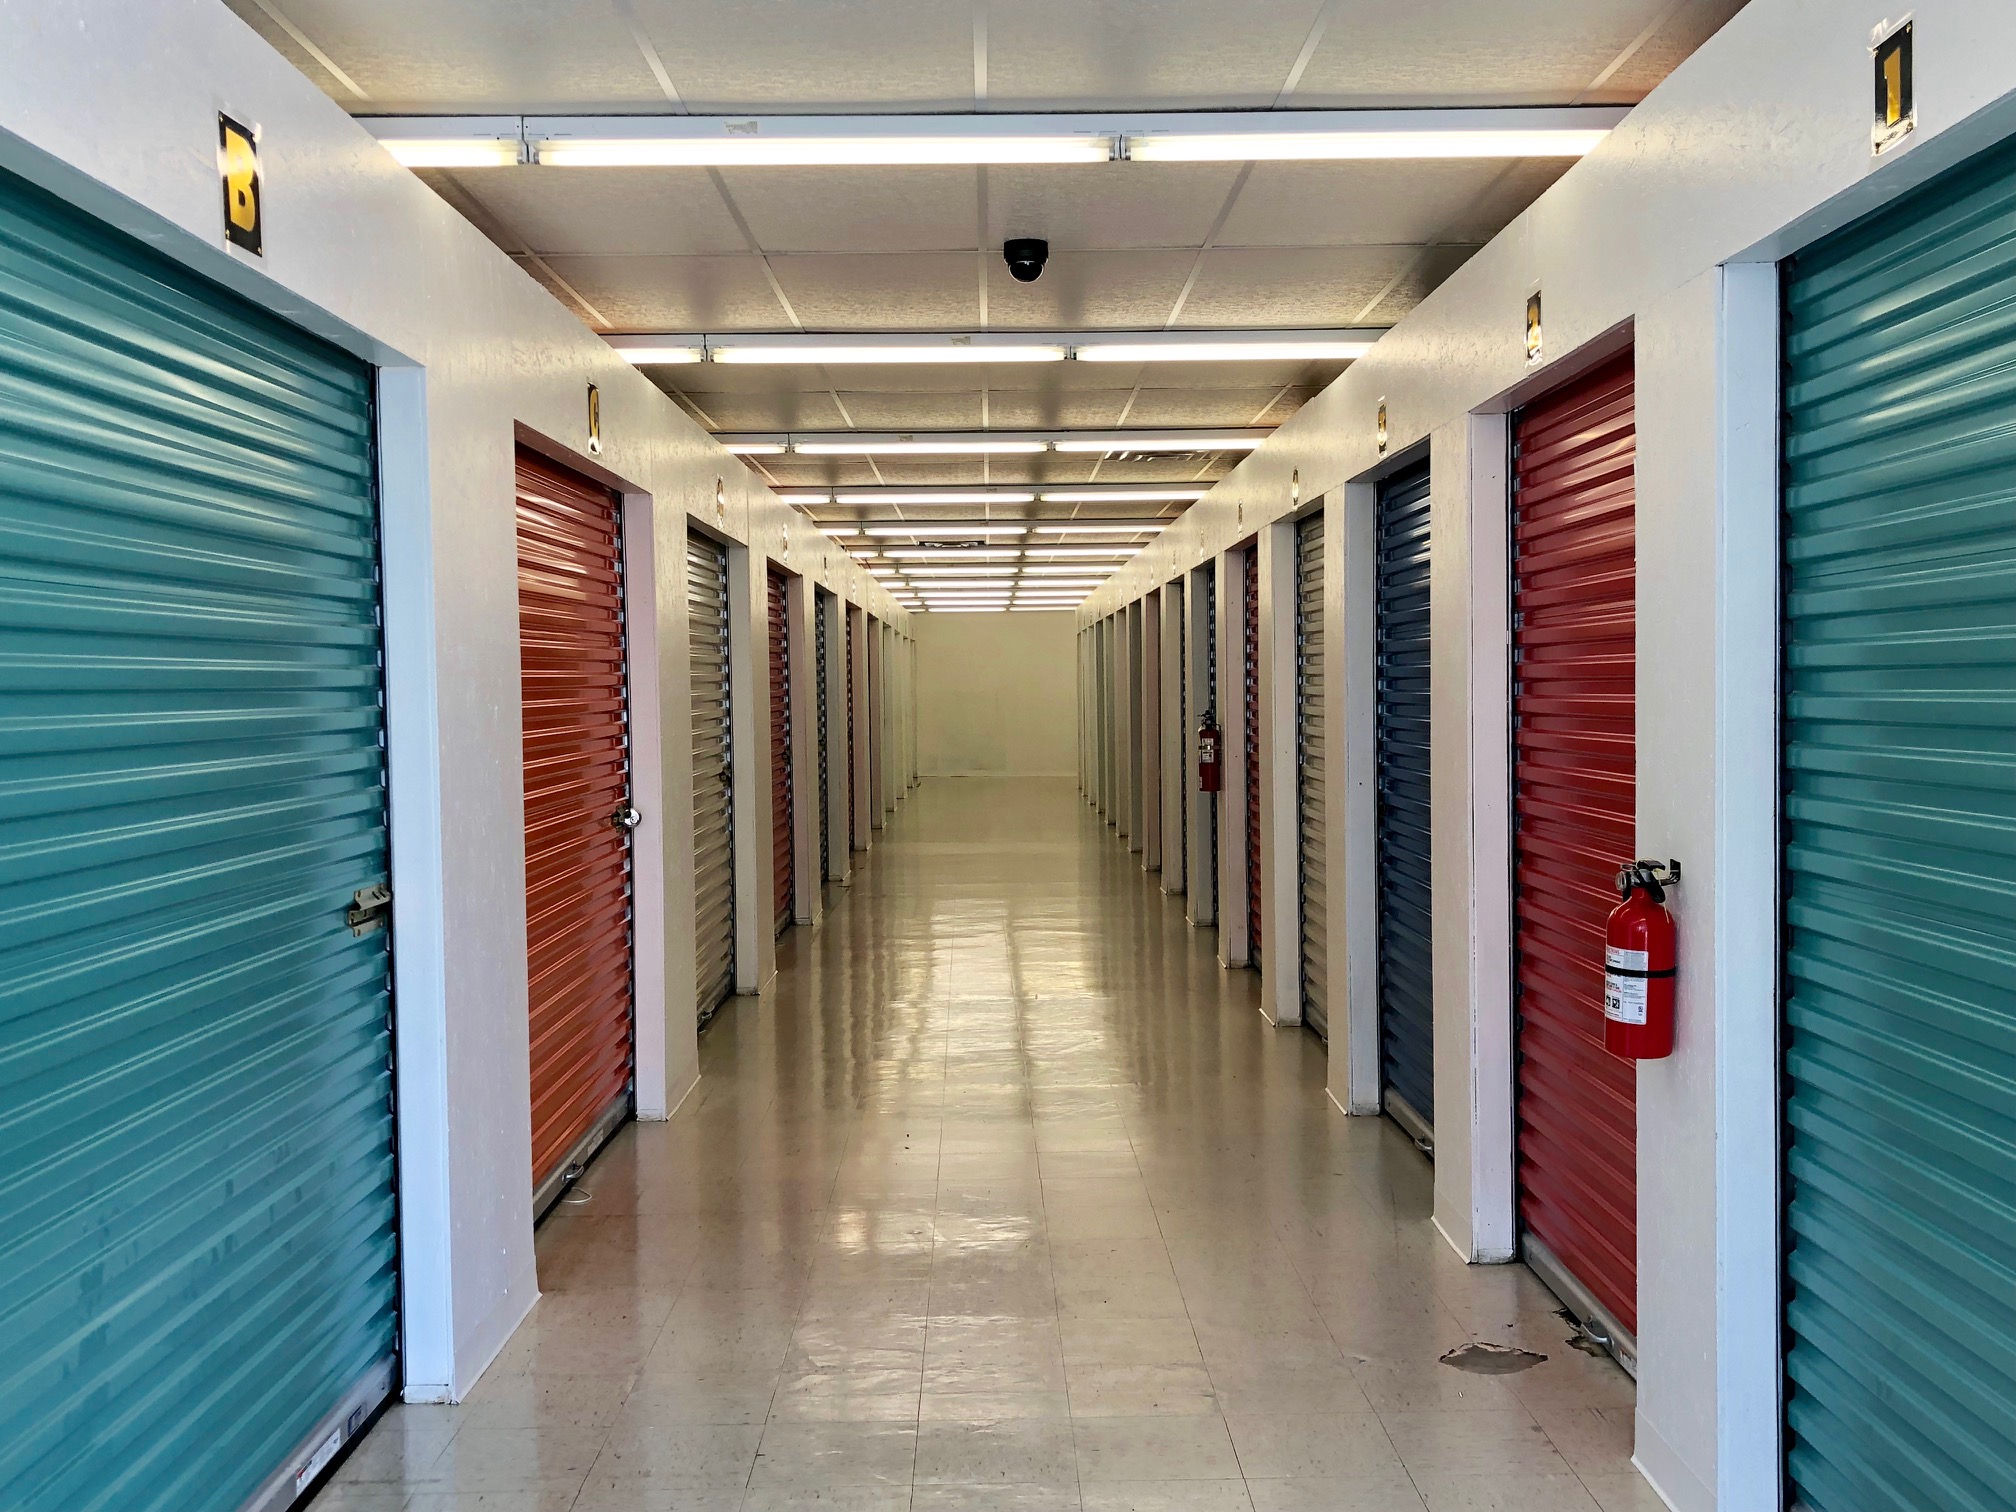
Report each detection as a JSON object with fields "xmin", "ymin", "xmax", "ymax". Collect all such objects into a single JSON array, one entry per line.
[
  {"xmin": 229, "ymin": 0, "xmax": 661, "ymax": 110},
  {"xmin": 450, "ymin": 166, "xmax": 748, "ymax": 256},
  {"xmin": 985, "ymin": 0, "xmax": 1328, "ymax": 109},
  {"xmin": 1595, "ymin": 0, "xmax": 1752, "ymax": 102},
  {"xmin": 767, "ymin": 253, "xmax": 981, "ymax": 328},
  {"xmin": 985, "ymin": 163, "xmax": 1240, "ymax": 251},
  {"xmin": 1178, "ymin": 246, "xmax": 1415, "ymax": 327},
  {"xmin": 826, "ymin": 390, "xmax": 988, "ymax": 429},
  {"xmin": 721, "ymin": 167, "xmax": 979, "ymax": 253},
  {"xmin": 982, "ymin": 391, "xmax": 1136, "ymax": 429},
  {"xmin": 628, "ymin": 0, "xmax": 976, "ymax": 111},
  {"xmin": 1290, "ymin": 0, "xmax": 1679, "ymax": 105},
  {"xmin": 1113, "ymin": 388, "xmax": 1310, "ymax": 427},
  {"xmin": 986, "ymin": 251, "xmax": 1198, "ymax": 331},
  {"xmin": 645, "ymin": 381, "xmax": 847, "ymax": 431},
  {"xmin": 536, "ymin": 254, "xmax": 787, "ymax": 328},
  {"xmin": 1221, "ymin": 159, "xmax": 1551, "ymax": 248}
]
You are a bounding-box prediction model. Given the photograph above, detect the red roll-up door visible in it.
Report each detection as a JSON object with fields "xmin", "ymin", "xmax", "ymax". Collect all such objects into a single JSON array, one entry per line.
[
  {"xmin": 516, "ymin": 449, "xmax": 634, "ymax": 1210},
  {"xmin": 847, "ymin": 610, "xmax": 857, "ymax": 846},
  {"xmin": 769, "ymin": 568, "xmax": 794, "ymax": 935},
  {"xmin": 1511, "ymin": 351, "xmax": 1638, "ymax": 1343},
  {"xmin": 1243, "ymin": 542, "xmax": 1262, "ymax": 970}
]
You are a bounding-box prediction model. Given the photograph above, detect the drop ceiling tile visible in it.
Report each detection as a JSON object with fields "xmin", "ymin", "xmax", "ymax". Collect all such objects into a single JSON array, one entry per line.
[
  {"xmin": 1361, "ymin": 244, "xmax": 1481, "ymax": 322},
  {"xmin": 1290, "ymin": 0, "xmax": 1678, "ymax": 104},
  {"xmin": 763, "ymin": 459, "xmax": 880, "ymax": 487},
  {"xmin": 721, "ymin": 168, "xmax": 979, "ymax": 253},
  {"xmin": 629, "ymin": 0, "xmax": 975, "ymax": 111},
  {"xmin": 646, "ymin": 380, "xmax": 845, "ymax": 432},
  {"xmin": 233, "ymin": 0, "xmax": 662, "ymax": 110},
  {"xmin": 825, "ymin": 390, "xmax": 987, "ymax": 429},
  {"xmin": 451, "ymin": 167, "xmax": 749, "ymax": 256},
  {"xmin": 767, "ymin": 253, "xmax": 981, "ymax": 327},
  {"xmin": 987, "ymin": 250, "xmax": 1197, "ymax": 329},
  {"xmin": 982, "ymin": 390, "xmax": 1136, "ymax": 428},
  {"xmin": 536, "ymin": 254, "xmax": 786, "ymax": 327},
  {"xmin": 986, "ymin": 0, "xmax": 1328, "ymax": 108},
  {"xmin": 1593, "ymin": 0, "xmax": 1752, "ymax": 102},
  {"xmin": 1432, "ymin": 160, "xmax": 1577, "ymax": 244},
  {"xmin": 1114, "ymin": 388, "xmax": 1304, "ymax": 427},
  {"xmin": 985, "ymin": 163, "xmax": 1240, "ymax": 251},
  {"xmin": 1221, "ymin": 160, "xmax": 1533, "ymax": 248},
  {"xmin": 1177, "ymin": 246, "xmax": 1416, "ymax": 327}
]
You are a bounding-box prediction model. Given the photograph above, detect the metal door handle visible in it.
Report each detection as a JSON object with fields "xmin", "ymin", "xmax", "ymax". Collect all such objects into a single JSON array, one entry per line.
[{"xmin": 610, "ymin": 806, "xmax": 642, "ymax": 831}]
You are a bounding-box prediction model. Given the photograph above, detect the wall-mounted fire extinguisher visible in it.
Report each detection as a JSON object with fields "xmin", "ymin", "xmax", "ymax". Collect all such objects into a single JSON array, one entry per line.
[
  {"xmin": 1197, "ymin": 716, "xmax": 1222, "ymax": 793},
  {"xmin": 1604, "ymin": 860, "xmax": 1680, "ymax": 1059}
]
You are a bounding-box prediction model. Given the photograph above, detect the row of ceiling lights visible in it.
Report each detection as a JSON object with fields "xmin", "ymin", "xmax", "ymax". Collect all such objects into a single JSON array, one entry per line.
[
  {"xmin": 368, "ymin": 108, "xmax": 1624, "ymax": 170},
  {"xmin": 718, "ymin": 428, "xmax": 1267, "ymax": 456},
  {"xmin": 608, "ymin": 331, "xmax": 1381, "ymax": 366},
  {"xmin": 785, "ymin": 489, "xmax": 1200, "ymax": 506}
]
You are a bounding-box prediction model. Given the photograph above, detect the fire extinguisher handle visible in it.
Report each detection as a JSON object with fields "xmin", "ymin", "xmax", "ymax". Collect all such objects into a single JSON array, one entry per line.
[{"xmin": 1616, "ymin": 859, "xmax": 1682, "ymax": 904}]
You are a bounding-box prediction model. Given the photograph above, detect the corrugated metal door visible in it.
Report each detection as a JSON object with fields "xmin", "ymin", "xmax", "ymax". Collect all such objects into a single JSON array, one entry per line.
[
  {"xmin": 1244, "ymin": 543, "xmax": 1262, "ymax": 970},
  {"xmin": 1376, "ymin": 459, "xmax": 1435, "ymax": 1135},
  {"xmin": 1204, "ymin": 570, "xmax": 1219, "ymax": 919},
  {"xmin": 1781, "ymin": 142, "xmax": 2016, "ymax": 1512},
  {"xmin": 515, "ymin": 451, "xmax": 633, "ymax": 1212},
  {"xmin": 847, "ymin": 610, "xmax": 857, "ymax": 845},
  {"xmin": 768, "ymin": 569, "xmax": 793, "ymax": 935},
  {"xmin": 1511, "ymin": 351, "xmax": 1638, "ymax": 1348},
  {"xmin": 1295, "ymin": 515, "xmax": 1327, "ymax": 1037},
  {"xmin": 815, "ymin": 590, "xmax": 830, "ymax": 884},
  {"xmin": 688, "ymin": 531, "xmax": 735, "ymax": 1022},
  {"xmin": 0, "ymin": 168, "xmax": 397, "ymax": 1510}
]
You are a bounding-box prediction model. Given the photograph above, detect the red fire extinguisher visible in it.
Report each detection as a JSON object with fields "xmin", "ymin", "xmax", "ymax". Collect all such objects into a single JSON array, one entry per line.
[
  {"xmin": 1197, "ymin": 717, "xmax": 1222, "ymax": 793},
  {"xmin": 1604, "ymin": 860, "xmax": 1679, "ymax": 1059}
]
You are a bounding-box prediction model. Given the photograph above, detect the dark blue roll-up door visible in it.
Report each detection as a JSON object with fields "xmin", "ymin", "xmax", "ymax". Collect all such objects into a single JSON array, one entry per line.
[
  {"xmin": 1376, "ymin": 459, "xmax": 1434, "ymax": 1133},
  {"xmin": 0, "ymin": 168, "xmax": 396, "ymax": 1509},
  {"xmin": 1781, "ymin": 134, "xmax": 2016, "ymax": 1512}
]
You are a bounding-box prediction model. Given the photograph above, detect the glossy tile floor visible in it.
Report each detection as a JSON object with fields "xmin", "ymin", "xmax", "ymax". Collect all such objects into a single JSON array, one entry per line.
[{"xmin": 321, "ymin": 777, "xmax": 1654, "ymax": 1512}]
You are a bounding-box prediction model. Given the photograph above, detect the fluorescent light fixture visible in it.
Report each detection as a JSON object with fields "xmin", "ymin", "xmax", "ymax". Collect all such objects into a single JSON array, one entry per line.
[
  {"xmin": 883, "ymin": 549, "xmax": 1023, "ymax": 560},
  {"xmin": 382, "ymin": 139, "xmax": 523, "ymax": 168},
  {"xmin": 606, "ymin": 335, "xmax": 707, "ymax": 365},
  {"xmin": 1127, "ymin": 111, "xmax": 1617, "ymax": 162},
  {"xmin": 711, "ymin": 336, "xmax": 1065, "ymax": 365},
  {"xmin": 1036, "ymin": 491, "xmax": 1201, "ymax": 505},
  {"xmin": 368, "ymin": 118, "xmax": 525, "ymax": 168},
  {"xmin": 1023, "ymin": 565, "xmax": 1115, "ymax": 576},
  {"xmin": 1025, "ymin": 520, "xmax": 1169, "ymax": 534},
  {"xmin": 528, "ymin": 115, "xmax": 1113, "ymax": 167},
  {"xmin": 1024, "ymin": 547, "xmax": 1141, "ymax": 557},
  {"xmin": 866, "ymin": 524, "xmax": 1029, "ymax": 537},
  {"xmin": 834, "ymin": 497, "xmax": 1032, "ymax": 510},
  {"xmin": 904, "ymin": 566, "xmax": 1017, "ymax": 576},
  {"xmin": 930, "ymin": 605, "xmax": 1014, "ymax": 612},
  {"xmin": 796, "ymin": 439, "xmax": 1047, "ymax": 455},
  {"xmin": 1050, "ymin": 433, "xmax": 1263, "ymax": 453},
  {"xmin": 1074, "ymin": 331, "xmax": 1376, "ymax": 362},
  {"xmin": 777, "ymin": 491, "xmax": 832, "ymax": 504},
  {"xmin": 1010, "ymin": 605, "xmax": 1075, "ymax": 611},
  {"xmin": 724, "ymin": 442, "xmax": 788, "ymax": 455},
  {"xmin": 820, "ymin": 527, "xmax": 859, "ymax": 537}
]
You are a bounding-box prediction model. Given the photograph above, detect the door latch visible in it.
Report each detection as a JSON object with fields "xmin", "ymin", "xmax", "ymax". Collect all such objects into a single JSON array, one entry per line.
[
  {"xmin": 609, "ymin": 806, "xmax": 643, "ymax": 832},
  {"xmin": 346, "ymin": 883, "xmax": 392, "ymax": 938}
]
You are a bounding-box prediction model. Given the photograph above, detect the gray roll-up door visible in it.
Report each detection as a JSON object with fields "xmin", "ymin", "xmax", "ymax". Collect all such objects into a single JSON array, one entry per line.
[
  {"xmin": 1376, "ymin": 459, "xmax": 1435, "ymax": 1136},
  {"xmin": 1295, "ymin": 514, "xmax": 1328, "ymax": 1039},
  {"xmin": 1781, "ymin": 132, "xmax": 2016, "ymax": 1512},
  {"xmin": 686, "ymin": 530, "xmax": 734, "ymax": 1022},
  {"xmin": 0, "ymin": 164, "xmax": 396, "ymax": 1512}
]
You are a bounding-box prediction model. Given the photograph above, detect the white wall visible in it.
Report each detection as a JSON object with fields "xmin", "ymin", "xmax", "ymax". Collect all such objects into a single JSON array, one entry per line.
[
  {"xmin": 0, "ymin": 0, "xmax": 908, "ymax": 1406},
  {"xmin": 1078, "ymin": 4, "xmax": 2016, "ymax": 1508},
  {"xmin": 917, "ymin": 611, "xmax": 1077, "ymax": 776}
]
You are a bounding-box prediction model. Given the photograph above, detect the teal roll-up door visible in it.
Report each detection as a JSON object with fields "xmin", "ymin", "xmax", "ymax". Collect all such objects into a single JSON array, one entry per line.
[
  {"xmin": 0, "ymin": 170, "xmax": 396, "ymax": 1510},
  {"xmin": 1782, "ymin": 136, "xmax": 2016, "ymax": 1512}
]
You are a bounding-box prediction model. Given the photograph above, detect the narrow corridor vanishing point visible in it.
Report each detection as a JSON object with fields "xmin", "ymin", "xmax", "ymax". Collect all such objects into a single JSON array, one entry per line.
[{"xmin": 324, "ymin": 779, "xmax": 1650, "ymax": 1512}]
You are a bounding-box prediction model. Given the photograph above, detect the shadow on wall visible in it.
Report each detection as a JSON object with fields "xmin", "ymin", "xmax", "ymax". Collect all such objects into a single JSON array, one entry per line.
[{"xmin": 917, "ymin": 610, "xmax": 1078, "ymax": 776}]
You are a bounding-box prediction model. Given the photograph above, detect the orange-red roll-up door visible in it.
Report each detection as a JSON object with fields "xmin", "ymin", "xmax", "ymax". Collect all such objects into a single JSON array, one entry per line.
[
  {"xmin": 1511, "ymin": 351, "xmax": 1638, "ymax": 1344},
  {"xmin": 769, "ymin": 568, "xmax": 794, "ymax": 934},
  {"xmin": 1244, "ymin": 542, "xmax": 1262, "ymax": 970},
  {"xmin": 516, "ymin": 448, "xmax": 635, "ymax": 1209}
]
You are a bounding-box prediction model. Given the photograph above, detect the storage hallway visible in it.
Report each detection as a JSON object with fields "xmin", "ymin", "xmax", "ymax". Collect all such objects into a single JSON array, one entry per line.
[{"xmin": 3, "ymin": 2, "xmax": 2014, "ymax": 1511}]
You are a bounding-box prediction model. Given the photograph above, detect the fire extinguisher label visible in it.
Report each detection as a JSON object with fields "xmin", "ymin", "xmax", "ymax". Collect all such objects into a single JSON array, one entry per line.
[{"xmin": 1604, "ymin": 946, "xmax": 1649, "ymax": 1025}]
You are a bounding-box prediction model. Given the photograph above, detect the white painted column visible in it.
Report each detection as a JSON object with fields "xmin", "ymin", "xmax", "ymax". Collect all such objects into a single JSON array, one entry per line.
[
  {"xmin": 1330, "ymin": 481, "xmax": 1382, "ymax": 1115},
  {"xmin": 869, "ymin": 618, "xmax": 886, "ymax": 829},
  {"xmin": 727, "ymin": 540, "xmax": 775, "ymax": 995},
  {"xmin": 1116, "ymin": 609, "xmax": 1134, "ymax": 842},
  {"xmin": 849, "ymin": 602, "xmax": 872, "ymax": 853},
  {"xmin": 1260, "ymin": 519, "xmax": 1301, "ymax": 1026},
  {"xmin": 1216, "ymin": 551, "xmax": 1250, "ymax": 969},
  {"xmin": 1159, "ymin": 581, "xmax": 1185, "ymax": 894},
  {"xmin": 821, "ymin": 592, "xmax": 850, "ymax": 883}
]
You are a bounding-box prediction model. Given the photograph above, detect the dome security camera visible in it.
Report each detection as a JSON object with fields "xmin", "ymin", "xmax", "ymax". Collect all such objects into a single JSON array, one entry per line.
[{"xmin": 1003, "ymin": 237, "xmax": 1049, "ymax": 283}]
